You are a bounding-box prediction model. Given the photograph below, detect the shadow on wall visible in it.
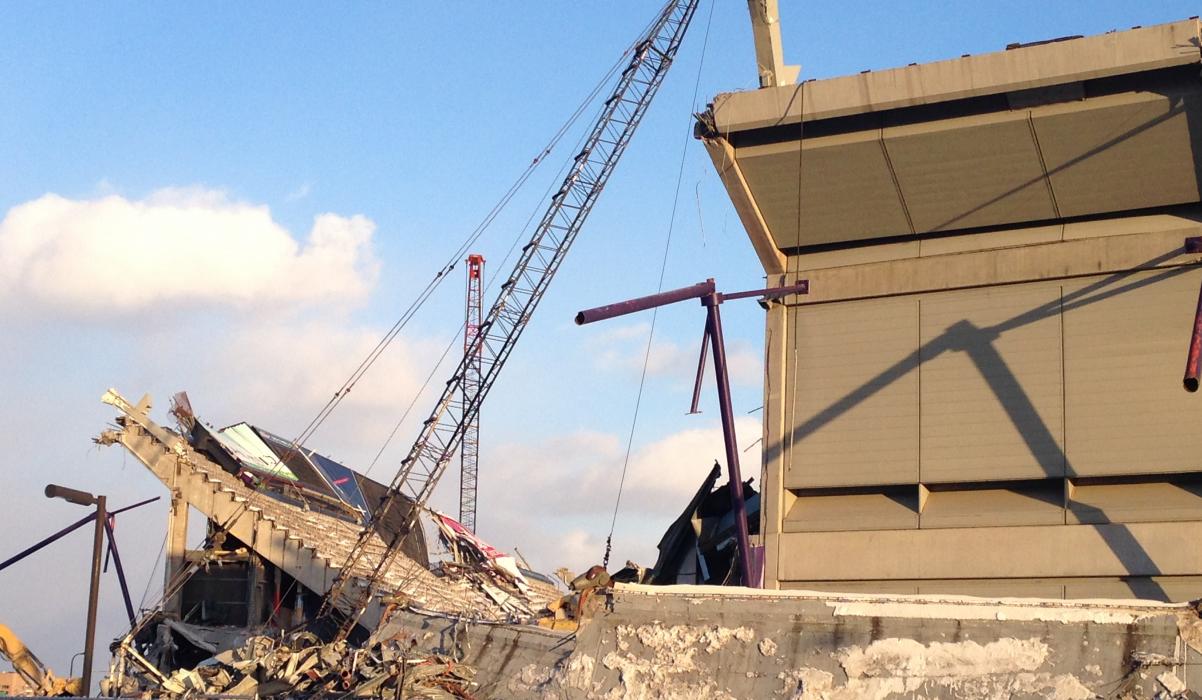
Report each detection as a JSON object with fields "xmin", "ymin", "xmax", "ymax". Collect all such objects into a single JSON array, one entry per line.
[{"xmin": 768, "ymin": 250, "xmax": 1198, "ymax": 600}]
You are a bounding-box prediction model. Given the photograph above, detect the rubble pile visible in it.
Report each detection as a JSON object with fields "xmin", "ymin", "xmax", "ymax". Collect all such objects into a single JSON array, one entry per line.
[
  {"xmin": 432, "ymin": 512, "xmax": 560, "ymax": 618},
  {"xmin": 135, "ymin": 631, "xmax": 477, "ymax": 699}
]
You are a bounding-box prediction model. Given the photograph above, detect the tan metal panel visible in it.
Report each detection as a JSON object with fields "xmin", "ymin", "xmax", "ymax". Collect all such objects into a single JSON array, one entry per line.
[
  {"xmin": 919, "ymin": 484, "xmax": 1064, "ymax": 529},
  {"xmin": 784, "ymin": 296, "xmax": 919, "ymax": 488},
  {"xmin": 778, "ymin": 580, "xmax": 920, "ymax": 595},
  {"xmin": 760, "ymin": 305, "xmax": 789, "ymax": 549},
  {"xmin": 792, "ymin": 239, "xmax": 919, "ymax": 270},
  {"xmin": 783, "ymin": 489, "xmax": 918, "ymax": 532},
  {"xmin": 918, "ymin": 224, "xmax": 1062, "ymax": 257},
  {"xmin": 789, "ymin": 227, "xmax": 1202, "ymax": 305},
  {"xmin": 777, "ymin": 521, "xmax": 1202, "ymax": 581},
  {"xmin": 1063, "ymin": 267, "xmax": 1202, "ymax": 475},
  {"xmin": 738, "ymin": 131, "xmax": 911, "ymax": 248},
  {"xmin": 884, "ymin": 110, "xmax": 1057, "ymax": 233},
  {"xmin": 1068, "ymin": 479, "xmax": 1202, "ymax": 524},
  {"xmin": 1062, "ymin": 210, "xmax": 1202, "ymax": 242},
  {"xmin": 915, "ymin": 579, "xmax": 1065, "ymax": 599},
  {"xmin": 919, "ymin": 284, "xmax": 1065, "ymax": 482},
  {"xmin": 1063, "ymin": 577, "xmax": 1202, "ymax": 602},
  {"xmin": 1033, "ymin": 89, "xmax": 1202, "ymax": 217},
  {"xmin": 780, "ymin": 577, "xmax": 1202, "ymax": 602}
]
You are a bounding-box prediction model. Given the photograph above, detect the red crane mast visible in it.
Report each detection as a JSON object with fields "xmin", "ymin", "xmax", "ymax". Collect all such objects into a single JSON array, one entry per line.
[{"xmin": 460, "ymin": 254, "xmax": 485, "ymax": 532}]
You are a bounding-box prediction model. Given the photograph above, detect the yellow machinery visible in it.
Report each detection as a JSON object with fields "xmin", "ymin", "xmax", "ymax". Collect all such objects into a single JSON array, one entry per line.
[{"xmin": 0, "ymin": 623, "xmax": 83, "ymax": 696}]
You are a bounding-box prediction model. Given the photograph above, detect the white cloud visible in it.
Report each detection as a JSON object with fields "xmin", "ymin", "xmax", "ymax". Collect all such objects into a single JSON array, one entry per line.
[
  {"xmin": 285, "ymin": 182, "xmax": 313, "ymax": 202},
  {"xmin": 0, "ymin": 187, "xmax": 379, "ymax": 315},
  {"xmin": 473, "ymin": 416, "xmax": 764, "ymax": 574},
  {"xmin": 590, "ymin": 321, "xmax": 763, "ymax": 387},
  {"xmin": 486, "ymin": 416, "xmax": 763, "ymax": 519},
  {"xmin": 131, "ymin": 317, "xmax": 455, "ymax": 471}
]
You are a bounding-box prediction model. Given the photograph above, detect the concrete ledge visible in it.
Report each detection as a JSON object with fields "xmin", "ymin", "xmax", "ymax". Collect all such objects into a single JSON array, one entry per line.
[
  {"xmin": 712, "ymin": 19, "xmax": 1202, "ymax": 132},
  {"xmin": 778, "ymin": 521, "xmax": 1202, "ymax": 581},
  {"xmin": 785, "ymin": 227, "xmax": 1202, "ymax": 305}
]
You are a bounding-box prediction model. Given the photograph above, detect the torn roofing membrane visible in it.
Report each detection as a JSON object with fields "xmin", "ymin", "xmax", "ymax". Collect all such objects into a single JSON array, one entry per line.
[
  {"xmin": 253, "ymin": 426, "xmax": 372, "ymax": 514},
  {"xmin": 198, "ymin": 420, "xmax": 381, "ymax": 521},
  {"xmin": 211, "ymin": 423, "xmax": 299, "ymax": 481}
]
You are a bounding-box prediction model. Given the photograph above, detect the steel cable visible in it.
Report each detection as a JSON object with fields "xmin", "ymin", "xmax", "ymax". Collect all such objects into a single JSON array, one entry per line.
[{"xmin": 602, "ymin": 0, "xmax": 716, "ymax": 568}]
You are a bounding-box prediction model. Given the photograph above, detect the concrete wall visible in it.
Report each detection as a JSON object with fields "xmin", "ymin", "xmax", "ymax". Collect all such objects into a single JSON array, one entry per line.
[
  {"xmin": 458, "ymin": 584, "xmax": 1202, "ymax": 699},
  {"xmin": 700, "ymin": 20, "xmax": 1202, "ymax": 601},
  {"xmin": 762, "ymin": 216, "xmax": 1202, "ymax": 599}
]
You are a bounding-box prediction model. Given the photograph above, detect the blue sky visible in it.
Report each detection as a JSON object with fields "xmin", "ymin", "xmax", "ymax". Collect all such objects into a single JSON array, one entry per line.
[{"xmin": 1, "ymin": 0, "xmax": 1197, "ymax": 678}]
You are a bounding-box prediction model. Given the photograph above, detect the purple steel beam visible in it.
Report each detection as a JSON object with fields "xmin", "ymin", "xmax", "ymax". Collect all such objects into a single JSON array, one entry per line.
[
  {"xmin": 0, "ymin": 512, "xmax": 94, "ymax": 573},
  {"xmin": 575, "ymin": 280, "xmax": 714, "ymax": 326},
  {"xmin": 0, "ymin": 495, "xmax": 158, "ymax": 574},
  {"xmin": 701, "ymin": 292, "xmax": 755, "ymax": 587},
  {"xmin": 1185, "ymin": 237, "xmax": 1202, "ymax": 392},
  {"xmin": 576, "ymin": 277, "xmax": 809, "ymax": 587},
  {"xmin": 720, "ymin": 279, "xmax": 809, "ymax": 302},
  {"xmin": 103, "ymin": 517, "xmax": 137, "ymax": 627},
  {"xmin": 689, "ymin": 323, "xmax": 710, "ymax": 414}
]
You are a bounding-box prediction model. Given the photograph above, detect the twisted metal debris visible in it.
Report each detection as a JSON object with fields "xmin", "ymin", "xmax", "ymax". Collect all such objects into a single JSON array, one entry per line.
[{"xmin": 115, "ymin": 630, "xmax": 476, "ymax": 699}]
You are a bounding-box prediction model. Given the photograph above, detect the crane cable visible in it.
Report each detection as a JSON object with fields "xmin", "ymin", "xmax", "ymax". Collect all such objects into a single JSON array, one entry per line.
[
  {"xmin": 114, "ymin": 11, "xmax": 683, "ymax": 651},
  {"xmin": 211, "ymin": 26, "xmax": 641, "ymax": 532},
  {"xmin": 359, "ymin": 98, "xmax": 611, "ymax": 616},
  {"xmin": 287, "ymin": 36, "xmax": 646, "ymax": 454},
  {"xmin": 364, "ymin": 105, "xmax": 602, "ymax": 480},
  {"xmin": 602, "ymin": 0, "xmax": 716, "ymax": 569}
]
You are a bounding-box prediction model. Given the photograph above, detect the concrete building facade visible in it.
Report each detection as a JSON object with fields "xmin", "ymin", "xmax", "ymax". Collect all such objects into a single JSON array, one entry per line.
[{"xmin": 701, "ymin": 20, "xmax": 1202, "ymax": 600}]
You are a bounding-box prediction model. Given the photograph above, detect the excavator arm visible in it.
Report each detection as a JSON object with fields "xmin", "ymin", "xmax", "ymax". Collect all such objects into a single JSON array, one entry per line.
[{"xmin": 0, "ymin": 623, "xmax": 83, "ymax": 697}]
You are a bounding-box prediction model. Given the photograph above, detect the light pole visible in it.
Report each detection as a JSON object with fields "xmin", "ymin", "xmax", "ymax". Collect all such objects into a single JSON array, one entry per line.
[{"xmin": 45, "ymin": 484, "xmax": 106, "ymax": 697}]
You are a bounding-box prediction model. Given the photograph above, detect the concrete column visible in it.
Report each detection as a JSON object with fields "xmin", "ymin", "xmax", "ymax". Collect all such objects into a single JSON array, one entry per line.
[
  {"xmin": 246, "ymin": 556, "xmax": 266, "ymax": 626},
  {"xmin": 163, "ymin": 489, "xmax": 188, "ymax": 616}
]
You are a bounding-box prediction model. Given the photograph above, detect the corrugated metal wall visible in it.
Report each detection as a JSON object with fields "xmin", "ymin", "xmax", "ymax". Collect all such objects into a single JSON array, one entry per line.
[{"xmin": 776, "ymin": 265, "xmax": 1202, "ymax": 598}]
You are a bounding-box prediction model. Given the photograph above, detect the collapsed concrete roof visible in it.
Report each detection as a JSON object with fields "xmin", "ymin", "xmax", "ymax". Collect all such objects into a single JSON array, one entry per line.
[
  {"xmin": 97, "ymin": 389, "xmax": 544, "ymax": 629},
  {"xmin": 698, "ymin": 19, "xmax": 1202, "ymax": 270}
]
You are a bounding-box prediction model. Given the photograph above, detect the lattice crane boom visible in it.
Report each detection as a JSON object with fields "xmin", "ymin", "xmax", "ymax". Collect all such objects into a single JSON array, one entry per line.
[
  {"xmin": 320, "ymin": 0, "xmax": 700, "ymax": 636},
  {"xmin": 460, "ymin": 254, "xmax": 485, "ymax": 533}
]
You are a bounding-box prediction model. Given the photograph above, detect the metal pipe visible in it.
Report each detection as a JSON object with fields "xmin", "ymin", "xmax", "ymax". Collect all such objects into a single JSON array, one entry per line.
[
  {"xmin": 1185, "ymin": 273, "xmax": 1202, "ymax": 392},
  {"xmin": 689, "ymin": 321, "xmax": 710, "ymax": 414},
  {"xmin": 103, "ymin": 517, "xmax": 137, "ymax": 627},
  {"xmin": 702, "ymin": 296, "xmax": 755, "ymax": 587},
  {"xmin": 0, "ymin": 495, "xmax": 158, "ymax": 575},
  {"xmin": 82, "ymin": 495, "xmax": 105, "ymax": 697},
  {"xmin": 575, "ymin": 280, "xmax": 714, "ymax": 325},
  {"xmin": 719, "ymin": 279, "xmax": 809, "ymax": 302},
  {"xmin": 0, "ymin": 512, "xmax": 95, "ymax": 573},
  {"xmin": 108, "ymin": 495, "xmax": 160, "ymax": 517}
]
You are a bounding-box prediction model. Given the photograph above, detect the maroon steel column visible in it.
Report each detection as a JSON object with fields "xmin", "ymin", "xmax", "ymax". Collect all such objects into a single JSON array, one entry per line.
[
  {"xmin": 701, "ymin": 292, "xmax": 755, "ymax": 587},
  {"xmin": 1185, "ymin": 237, "xmax": 1202, "ymax": 392},
  {"xmin": 1186, "ymin": 286, "xmax": 1202, "ymax": 393},
  {"xmin": 1185, "ymin": 284, "xmax": 1202, "ymax": 392}
]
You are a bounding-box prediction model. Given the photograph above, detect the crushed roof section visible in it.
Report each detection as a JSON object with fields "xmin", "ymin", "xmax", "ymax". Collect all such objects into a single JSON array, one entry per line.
[{"xmin": 99, "ymin": 389, "xmax": 549, "ymax": 624}]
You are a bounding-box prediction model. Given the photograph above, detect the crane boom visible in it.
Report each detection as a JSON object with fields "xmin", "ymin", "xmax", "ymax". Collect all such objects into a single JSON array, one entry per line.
[
  {"xmin": 320, "ymin": 0, "xmax": 700, "ymax": 636},
  {"xmin": 460, "ymin": 253, "xmax": 485, "ymax": 532}
]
